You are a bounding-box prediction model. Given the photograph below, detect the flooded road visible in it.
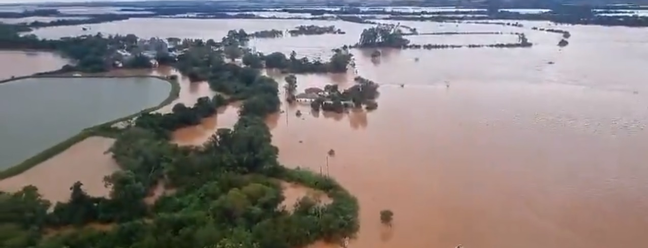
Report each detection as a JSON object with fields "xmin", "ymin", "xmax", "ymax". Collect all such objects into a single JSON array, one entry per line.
[{"xmin": 17, "ymin": 18, "xmax": 648, "ymax": 247}]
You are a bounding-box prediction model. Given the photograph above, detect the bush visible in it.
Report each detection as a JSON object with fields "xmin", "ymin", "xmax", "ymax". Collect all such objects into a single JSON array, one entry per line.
[{"xmin": 380, "ymin": 210, "xmax": 393, "ymax": 225}]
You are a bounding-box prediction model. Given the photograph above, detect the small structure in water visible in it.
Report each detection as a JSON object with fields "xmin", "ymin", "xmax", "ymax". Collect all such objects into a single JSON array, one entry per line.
[
  {"xmin": 295, "ymin": 92, "xmax": 319, "ymax": 102},
  {"xmin": 304, "ymin": 87, "xmax": 325, "ymax": 95},
  {"xmin": 414, "ymin": 57, "xmax": 420, "ymax": 62},
  {"xmin": 371, "ymin": 49, "xmax": 381, "ymax": 58}
]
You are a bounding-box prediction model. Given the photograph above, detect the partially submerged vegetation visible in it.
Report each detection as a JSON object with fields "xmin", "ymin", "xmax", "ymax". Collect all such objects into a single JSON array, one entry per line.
[
  {"xmin": 288, "ymin": 25, "xmax": 345, "ymax": 36},
  {"xmin": 380, "ymin": 210, "xmax": 394, "ymax": 226},
  {"xmin": 309, "ymin": 76, "xmax": 380, "ymax": 113},
  {"xmin": 0, "ymin": 31, "xmax": 359, "ymax": 248},
  {"xmin": 249, "ymin": 29, "xmax": 284, "ymax": 38},
  {"xmin": 261, "ymin": 49, "xmax": 352, "ymax": 73},
  {"xmin": 2, "ymin": 3, "xmax": 648, "ymax": 28},
  {"xmin": 0, "ymin": 23, "xmax": 172, "ymax": 73},
  {"xmin": 173, "ymin": 30, "xmax": 353, "ymax": 81},
  {"xmin": 531, "ymin": 27, "xmax": 571, "ymax": 39},
  {"xmin": 354, "ymin": 25, "xmax": 532, "ymax": 49},
  {"xmin": 558, "ymin": 39, "xmax": 569, "ymax": 47},
  {"xmin": 356, "ymin": 25, "xmax": 410, "ymax": 48}
]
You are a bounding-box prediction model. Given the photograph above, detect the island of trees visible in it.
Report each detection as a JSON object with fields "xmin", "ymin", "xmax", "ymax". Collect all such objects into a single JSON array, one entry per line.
[
  {"xmin": 172, "ymin": 31, "xmax": 353, "ymax": 82},
  {"xmin": 353, "ymin": 25, "xmax": 532, "ymax": 49},
  {"xmin": 308, "ymin": 76, "xmax": 380, "ymax": 113},
  {"xmin": 249, "ymin": 29, "xmax": 284, "ymax": 38},
  {"xmin": 0, "ymin": 27, "xmax": 360, "ymax": 248},
  {"xmin": 3, "ymin": 2, "xmax": 648, "ymax": 29},
  {"xmin": 287, "ymin": 25, "xmax": 345, "ymax": 36}
]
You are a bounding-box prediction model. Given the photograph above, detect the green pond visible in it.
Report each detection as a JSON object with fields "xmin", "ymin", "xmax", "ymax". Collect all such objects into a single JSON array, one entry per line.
[{"xmin": 0, "ymin": 77, "xmax": 171, "ymax": 170}]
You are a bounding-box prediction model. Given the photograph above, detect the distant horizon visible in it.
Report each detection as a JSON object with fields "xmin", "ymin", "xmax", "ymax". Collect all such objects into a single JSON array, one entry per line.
[{"xmin": 0, "ymin": 0, "xmax": 646, "ymax": 7}]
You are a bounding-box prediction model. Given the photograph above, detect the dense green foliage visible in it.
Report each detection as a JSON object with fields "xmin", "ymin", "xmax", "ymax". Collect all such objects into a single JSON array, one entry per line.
[
  {"xmin": 0, "ymin": 25, "xmax": 152, "ymax": 72},
  {"xmin": 135, "ymin": 95, "xmax": 228, "ymax": 138},
  {"xmin": 358, "ymin": 25, "xmax": 410, "ymax": 48},
  {"xmin": 284, "ymin": 74, "xmax": 297, "ymax": 103},
  {"xmin": 261, "ymin": 49, "xmax": 352, "ymax": 73},
  {"xmin": 249, "ymin": 29, "xmax": 283, "ymax": 38},
  {"xmin": 0, "ymin": 30, "xmax": 359, "ymax": 248},
  {"xmin": 26, "ymin": 15, "xmax": 131, "ymax": 29},
  {"xmin": 310, "ymin": 76, "xmax": 380, "ymax": 113},
  {"xmin": 380, "ymin": 210, "xmax": 394, "ymax": 225},
  {"xmin": 287, "ymin": 25, "xmax": 344, "ymax": 36}
]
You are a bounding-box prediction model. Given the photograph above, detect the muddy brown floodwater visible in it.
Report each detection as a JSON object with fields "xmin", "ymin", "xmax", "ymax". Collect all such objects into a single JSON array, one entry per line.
[
  {"xmin": 0, "ymin": 137, "xmax": 119, "ymax": 203},
  {"xmin": 0, "ymin": 51, "xmax": 68, "ymax": 80},
  {"xmin": 14, "ymin": 18, "xmax": 648, "ymax": 248}
]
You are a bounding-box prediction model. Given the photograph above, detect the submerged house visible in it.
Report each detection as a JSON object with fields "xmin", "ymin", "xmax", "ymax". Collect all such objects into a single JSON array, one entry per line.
[{"xmin": 295, "ymin": 93, "xmax": 319, "ymax": 102}]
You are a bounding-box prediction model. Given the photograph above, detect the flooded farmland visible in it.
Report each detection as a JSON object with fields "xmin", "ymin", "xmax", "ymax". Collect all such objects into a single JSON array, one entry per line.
[
  {"xmin": 0, "ymin": 50, "xmax": 68, "ymax": 80},
  {"xmin": 9, "ymin": 18, "xmax": 648, "ymax": 248},
  {"xmin": 0, "ymin": 76, "xmax": 171, "ymax": 169},
  {"xmin": 0, "ymin": 137, "xmax": 119, "ymax": 203}
]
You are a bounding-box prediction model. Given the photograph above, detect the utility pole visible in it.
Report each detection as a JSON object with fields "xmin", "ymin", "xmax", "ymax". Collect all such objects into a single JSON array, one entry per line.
[{"xmin": 326, "ymin": 155, "xmax": 330, "ymax": 176}]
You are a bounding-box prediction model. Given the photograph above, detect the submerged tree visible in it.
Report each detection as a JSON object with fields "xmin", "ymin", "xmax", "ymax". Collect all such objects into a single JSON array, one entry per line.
[
  {"xmin": 284, "ymin": 74, "xmax": 298, "ymax": 102},
  {"xmin": 558, "ymin": 39, "xmax": 569, "ymax": 47},
  {"xmin": 358, "ymin": 25, "xmax": 410, "ymax": 48},
  {"xmin": 380, "ymin": 210, "xmax": 394, "ymax": 225},
  {"xmin": 224, "ymin": 45, "xmax": 243, "ymax": 61}
]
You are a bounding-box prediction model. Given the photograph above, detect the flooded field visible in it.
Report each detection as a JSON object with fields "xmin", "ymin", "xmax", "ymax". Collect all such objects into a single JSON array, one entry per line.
[
  {"xmin": 0, "ymin": 137, "xmax": 118, "ymax": 203},
  {"xmin": 0, "ymin": 50, "xmax": 68, "ymax": 80},
  {"xmin": 9, "ymin": 18, "xmax": 648, "ymax": 248},
  {"xmin": 0, "ymin": 76, "xmax": 171, "ymax": 169}
]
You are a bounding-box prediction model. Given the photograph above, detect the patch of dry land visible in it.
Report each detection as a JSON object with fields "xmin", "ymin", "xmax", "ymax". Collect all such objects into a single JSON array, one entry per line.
[{"xmin": 0, "ymin": 137, "xmax": 119, "ymax": 203}]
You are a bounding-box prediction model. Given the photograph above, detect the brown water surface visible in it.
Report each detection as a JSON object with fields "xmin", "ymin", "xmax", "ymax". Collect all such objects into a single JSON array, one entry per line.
[
  {"xmin": 0, "ymin": 50, "xmax": 68, "ymax": 80},
  {"xmin": 0, "ymin": 137, "xmax": 119, "ymax": 203},
  {"xmin": 19, "ymin": 19, "xmax": 648, "ymax": 248}
]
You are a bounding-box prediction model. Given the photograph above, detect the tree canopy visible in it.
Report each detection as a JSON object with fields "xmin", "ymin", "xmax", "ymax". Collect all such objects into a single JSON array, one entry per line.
[{"xmin": 0, "ymin": 29, "xmax": 360, "ymax": 248}]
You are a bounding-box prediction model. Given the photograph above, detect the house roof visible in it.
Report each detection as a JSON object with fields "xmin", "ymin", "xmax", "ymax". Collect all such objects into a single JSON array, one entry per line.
[
  {"xmin": 304, "ymin": 87, "xmax": 324, "ymax": 94},
  {"xmin": 295, "ymin": 93, "xmax": 319, "ymax": 100}
]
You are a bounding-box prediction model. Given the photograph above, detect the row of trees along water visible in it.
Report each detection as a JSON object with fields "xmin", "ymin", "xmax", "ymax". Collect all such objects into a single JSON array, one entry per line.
[
  {"xmin": 111, "ymin": 3, "xmax": 648, "ymax": 27},
  {"xmin": 352, "ymin": 24, "xmax": 533, "ymax": 49},
  {"xmin": 0, "ymin": 23, "xmax": 170, "ymax": 73},
  {"xmin": 248, "ymin": 25, "xmax": 345, "ymax": 39},
  {"xmin": 174, "ymin": 29, "xmax": 353, "ymax": 82},
  {"xmin": 4, "ymin": 2, "xmax": 648, "ymax": 27},
  {"xmin": 0, "ymin": 29, "xmax": 362, "ymax": 248},
  {"xmin": 0, "ymin": 11, "xmax": 133, "ymax": 31}
]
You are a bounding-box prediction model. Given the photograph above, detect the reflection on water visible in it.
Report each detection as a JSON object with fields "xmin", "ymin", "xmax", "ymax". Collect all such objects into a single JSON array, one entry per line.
[
  {"xmin": 10, "ymin": 18, "xmax": 648, "ymax": 248},
  {"xmin": 0, "ymin": 77, "xmax": 170, "ymax": 169}
]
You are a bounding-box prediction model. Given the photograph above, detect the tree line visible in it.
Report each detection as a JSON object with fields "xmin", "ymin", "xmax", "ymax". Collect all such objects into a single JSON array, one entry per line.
[
  {"xmin": 355, "ymin": 25, "xmax": 532, "ymax": 49},
  {"xmin": 174, "ymin": 29, "xmax": 353, "ymax": 82}
]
